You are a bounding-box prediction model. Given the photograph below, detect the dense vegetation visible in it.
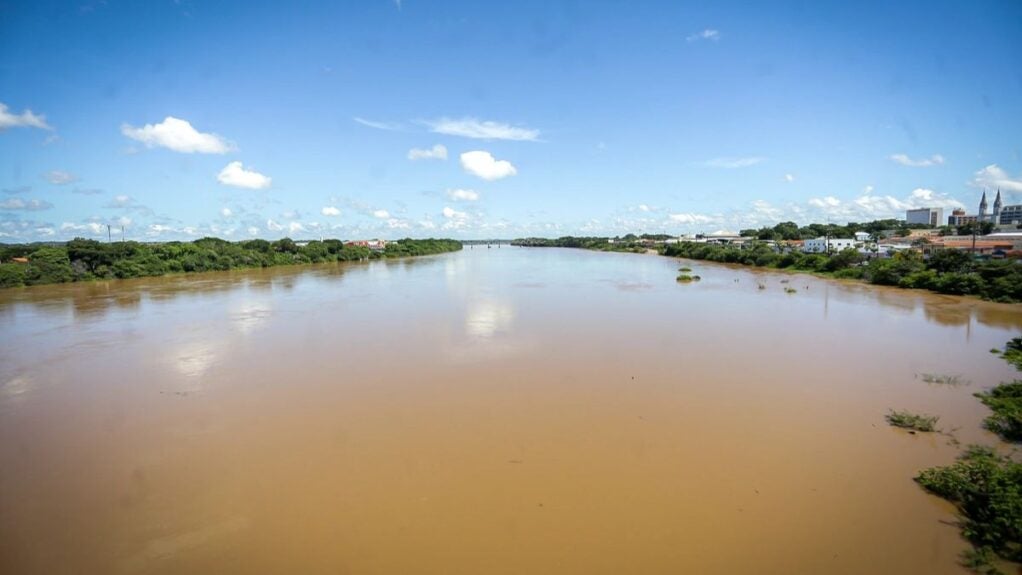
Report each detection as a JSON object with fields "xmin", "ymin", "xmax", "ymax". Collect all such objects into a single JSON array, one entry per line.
[
  {"xmin": 0, "ymin": 237, "xmax": 462, "ymax": 288},
  {"xmin": 659, "ymin": 242, "xmax": 1022, "ymax": 302},
  {"xmin": 917, "ymin": 446, "xmax": 1022, "ymax": 570},
  {"xmin": 915, "ymin": 338, "xmax": 1022, "ymax": 573}
]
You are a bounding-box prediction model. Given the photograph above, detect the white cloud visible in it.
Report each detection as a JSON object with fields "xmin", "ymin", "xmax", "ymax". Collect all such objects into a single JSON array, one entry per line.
[
  {"xmin": 425, "ymin": 117, "xmax": 540, "ymax": 141},
  {"xmin": 387, "ymin": 218, "xmax": 411, "ymax": 229},
  {"xmin": 217, "ymin": 161, "xmax": 272, "ymax": 189},
  {"xmin": 969, "ymin": 164, "xmax": 1022, "ymax": 193},
  {"xmin": 121, "ymin": 116, "xmax": 233, "ymax": 154},
  {"xmin": 446, "ymin": 188, "xmax": 479, "ymax": 201},
  {"xmin": 108, "ymin": 194, "xmax": 132, "ymax": 207},
  {"xmin": 889, "ymin": 153, "xmax": 945, "ymax": 167},
  {"xmin": 0, "ymin": 102, "xmax": 52, "ymax": 131},
  {"xmin": 704, "ymin": 157, "xmax": 764, "ymax": 169},
  {"xmin": 353, "ymin": 117, "xmax": 403, "ymax": 131},
  {"xmin": 442, "ymin": 206, "xmax": 468, "ymax": 219},
  {"xmin": 43, "ymin": 170, "xmax": 78, "ymax": 185},
  {"xmin": 288, "ymin": 221, "xmax": 305, "ymax": 235},
  {"xmin": 408, "ymin": 144, "xmax": 448, "ymax": 160},
  {"xmin": 669, "ymin": 212, "xmax": 714, "ymax": 224},
  {"xmin": 806, "ymin": 187, "xmax": 964, "ymax": 221},
  {"xmin": 0, "ymin": 198, "xmax": 53, "ymax": 211},
  {"xmin": 321, "ymin": 206, "xmax": 341, "ymax": 216},
  {"xmin": 638, "ymin": 204, "xmax": 651, "ymax": 212},
  {"xmin": 687, "ymin": 29, "xmax": 720, "ymax": 43},
  {"xmin": 248, "ymin": 226, "xmax": 260, "ymax": 236},
  {"xmin": 784, "ymin": 173, "xmax": 795, "ymax": 182},
  {"xmin": 61, "ymin": 222, "xmax": 106, "ymax": 235},
  {"xmin": 221, "ymin": 207, "xmax": 233, "ymax": 218},
  {"xmin": 373, "ymin": 209, "xmax": 390, "ymax": 219},
  {"xmin": 266, "ymin": 219, "xmax": 284, "ymax": 232},
  {"xmin": 460, "ymin": 150, "xmax": 517, "ymax": 180}
]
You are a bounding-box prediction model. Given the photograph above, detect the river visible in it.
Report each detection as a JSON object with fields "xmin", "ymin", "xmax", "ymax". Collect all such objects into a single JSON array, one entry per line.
[{"xmin": 1, "ymin": 247, "xmax": 1020, "ymax": 574}]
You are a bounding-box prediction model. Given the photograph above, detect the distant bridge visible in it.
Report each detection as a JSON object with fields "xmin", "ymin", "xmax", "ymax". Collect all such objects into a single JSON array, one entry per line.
[{"xmin": 460, "ymin": 239, "xmax": 514, "ymax": 246}]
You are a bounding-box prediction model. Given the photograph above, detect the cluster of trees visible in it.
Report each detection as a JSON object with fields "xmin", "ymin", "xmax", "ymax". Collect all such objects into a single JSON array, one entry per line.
[
  {"xmin": 661, "ymin": 241, "xmax": 1022, "ymax": 302},
  {"xmin": 0, "ymin": 237, "xmax": 462, "ymax": 288},
  {"xmin": 737, "ymin": 219, "xmax": 1000, "ymax": 240},
  {"xmin": 511, "ymin": 235, "xmax": 660, "ymax": 252}
]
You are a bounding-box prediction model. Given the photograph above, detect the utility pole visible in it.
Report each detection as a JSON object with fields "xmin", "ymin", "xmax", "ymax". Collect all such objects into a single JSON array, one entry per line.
[
  {"xmin": 107, "ymin": 224, "xmax": 111, "ymax": 243},
  {"xmin": 121, "ymin": 226, "xmax": 124, "ymax": 242}
]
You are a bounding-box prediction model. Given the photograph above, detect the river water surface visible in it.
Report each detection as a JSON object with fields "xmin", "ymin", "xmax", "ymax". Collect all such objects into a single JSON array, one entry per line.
[{"xmin": 2, "ymin": 247, "xmax": 1021, "ymax": 574}]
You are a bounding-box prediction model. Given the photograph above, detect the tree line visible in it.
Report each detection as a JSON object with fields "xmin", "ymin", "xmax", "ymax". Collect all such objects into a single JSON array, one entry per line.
[{"xmin": 0, "ymin": 237, "xmax": 462, "ymax": 288}]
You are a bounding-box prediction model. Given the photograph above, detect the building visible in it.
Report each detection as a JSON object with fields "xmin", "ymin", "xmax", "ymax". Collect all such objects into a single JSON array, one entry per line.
[
  {"xmin": 854, "ymin": 231, "xmax": 871, "ymax": 242},
  {"xmin": 906, "ymin": 207, "xmax": 944, "ymax": 227},
  {"xmin": 948, "ymin": 208, "xmax": 977, "ymax": 226},
  {"xmin": 997, "ymin": 203, "xmax": 1022, "ymax": 226},
  {"xmin": 803, "ymin": 237, "xmax": 857, "ymax": 253}
]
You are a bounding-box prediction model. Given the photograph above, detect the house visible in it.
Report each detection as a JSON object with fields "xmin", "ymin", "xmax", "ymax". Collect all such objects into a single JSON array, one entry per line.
[
  {"xmin": 345, "ymin": 239, "xmax": 388, "ymax": 251},
  {"xmin": 803, "ymin": 237, "xmax": 857, "ymax": 253}
]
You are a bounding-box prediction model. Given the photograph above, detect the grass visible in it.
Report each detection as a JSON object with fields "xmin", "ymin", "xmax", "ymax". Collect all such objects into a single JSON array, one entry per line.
[
  {"xmin": 919, "ymin": 373, "xmax": 970, "ymax": 386},
  {"xmin": 886, "ymin": 410, "xmax": 939, "ymax": 432},
  {"xmin": 678, "ymin": 266, "xmax": 692, "ymax": 272},
  {"xmin": 916, "ymin": 445, "xmax": 1022, "ymax": 572},
  {"xmin": 783, "ymin": 286, "xmax": 797, "ymax": 294},
  {"xmin": 676, "ymin": 274, "xmax": 701, "ymax": 282}
]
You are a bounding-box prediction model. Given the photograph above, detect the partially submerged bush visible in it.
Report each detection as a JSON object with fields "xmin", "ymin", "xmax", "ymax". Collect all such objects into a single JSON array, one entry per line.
[
  {"xmin": 919, "ymin": 373, "xmax": 970, "ymax": 386},
  {"xmin": 886, "ymin": 410, "xmax": 939, "ymax": 432},
  {"xmin": 975, "ymin": 381, "xmax": 1022, "ymax": 442},
  {"xmin": 676, "ymin": 274, "xmax": 701, "ymax": 282},
  {"xmin": 917, "ymin": 445, "xmax": 1022, "ymax": 567},
  {"xmin": 678, "ymin": 266, "xmax": 692, "ymax": 272}
]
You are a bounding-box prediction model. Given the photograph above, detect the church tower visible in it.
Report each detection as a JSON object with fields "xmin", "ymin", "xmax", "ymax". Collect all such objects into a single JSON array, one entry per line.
[
  {"xmin": 993, "ymin": 189, "xmax": 1003, "ymax": 223},
  {"xmin": 979, "ymin": 190, "xmax": 988, "ymax": 221}
]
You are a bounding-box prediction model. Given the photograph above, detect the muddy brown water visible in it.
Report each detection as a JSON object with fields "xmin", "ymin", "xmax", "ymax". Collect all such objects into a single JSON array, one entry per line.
[{"xmin": 1, "ymin": 247, "xmax": 1020, "ymax": 574}]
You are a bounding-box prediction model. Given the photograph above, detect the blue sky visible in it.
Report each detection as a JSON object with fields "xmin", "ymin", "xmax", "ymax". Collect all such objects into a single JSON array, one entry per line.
[{"xmin": 2, "ymin": 0, "xmax": 1021, "ymax": 241}]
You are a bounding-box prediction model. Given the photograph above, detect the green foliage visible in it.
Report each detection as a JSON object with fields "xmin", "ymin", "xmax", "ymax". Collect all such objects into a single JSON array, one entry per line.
[
  {"xmin": 676, "ymin": 274, "xmax": 700, "ymax": 282},
  {"xmin": 1003, "ymin": 338, "xmax": 1022, "ymax": 371},
  {"xmin": 0, "ymin": 263, "xmax": 27, "ymax": 287},
  {"xmin": 916, "ymin": 446, "xmax": 1022, "ymax": 565},
  {"xmin": 885, "ymin": 410, "xmax": 939, "ymax": 432},
  {"xmin": 24, "ymin": 247, "xmax": 74, "ymax": 285},
  {"xmin": 976, "ymin": 382, "xmax": 1022, "ymax": 442},
  {"xmin": 0, "ymin": 238, "xmax": 462, "ymax": 289}
]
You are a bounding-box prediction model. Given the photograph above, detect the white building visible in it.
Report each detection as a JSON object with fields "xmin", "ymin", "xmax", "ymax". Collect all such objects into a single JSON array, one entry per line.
[
  {"xmin": 854, "ymin": 231, "xmax": 871, "ymax": 242},
  {"xmin": 906, "ymin": 207, "xmax": 944, "ymax": 227},
  {"xmin": 803, "ymin": 237, "xmax": 857, "ymax": 253}
]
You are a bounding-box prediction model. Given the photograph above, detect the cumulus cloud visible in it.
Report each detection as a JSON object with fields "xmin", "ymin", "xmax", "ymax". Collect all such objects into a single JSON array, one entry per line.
[
  {"xmin": 687, "ymin": 29, "xmax": 720, "ymax": 43},
  {"xmin": 460, "ymin": 150, "xmax": 517, "ymax": 180},
  {"xmin": 969, "ymin": 164, "xmax": 1022, "ymax": 193},
  {"xmin": 288, "ymin": 221, "xmax": 305, "ymax": 235},
  {"xmin": 321, "ymin": 206, "xmax": 341, "ymax": 216},
  {"xmin": 0, "ymin": 198, "xmax": 53, "ymax": 211},
  {"xmin": 889, "ymin": 153, "xmax": 945, "ymax": 167},
  {"xmin": 72, "ymin": 187, "xmax": 103, "ymax": 195},
  {"xmin": 387, "ymin": 218, "xmax": 411, "ymax": 229},
  {"xmin": 0, "ymin": 103, "xmax": 52, "ymax": 131},
  {"xmin": 446, "ymin": 188, "xmax": 479, "ymax": 201},
  {"xmin": 121, "ymin": 116, "xmax": 233, "ymax": 154},
  {"xmin": 638, "ymin": 204, "xmax": 651, "ymax": 212},
  {"xmin": 425, "ymin": 117, "xmax": 540, "ymax": 141},
  {"xmin": 669, "ymin": 212, "xmax": 714, "ymax": 224},
  {"xmin": 221, "ymin": 207, "xmax": 233, "ymax": 218},
  {"xmin": 43, "ymin": 170, "xmax": 78, "ymax": 185},
  {"xmin": 372, "ymin": 209, "xmax": 390, "ymax": 219},
  {"xmin": 704, "ymin": 157, "xmax": 764, "ymax": 169},
  {"xmin": 3, "ymin": 186, "xmax": 31, "ymax": 195},
  {"xmin": 442, "ymin": 206, "xmax": 468, "ymax": 219},
  {"xmin": 806, "ymin": 187, "xmax": 964, "ymax": 221},
  {"xmin": 408, "ymin": 144, "xmax": 448, "ymax": 160},
  {"xmin": 353, "ymin": 117, "xmax": 403, "ymax": 131},
  {"xmin": 784, "ymin": 173, "xmax": 795, "ymax": 182},
  {"xmin": 217, "ymin": 161, "xmax": 272, "ymax": 189},
  {"xmin": 61, "ymin": 222, "xmax": 106, "ymax": 235}
]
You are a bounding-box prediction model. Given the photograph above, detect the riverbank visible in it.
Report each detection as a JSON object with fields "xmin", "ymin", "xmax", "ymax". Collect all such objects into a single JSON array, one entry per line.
[
  {"xmin": 512, "ymin": 237, "xmax": 1022, "ymax": 303},
  {"xmin": 0, "ymin": 237, "xmax": 462, "ymax": 288}
]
